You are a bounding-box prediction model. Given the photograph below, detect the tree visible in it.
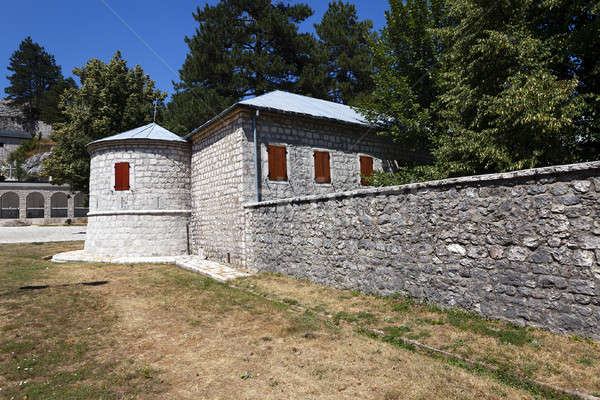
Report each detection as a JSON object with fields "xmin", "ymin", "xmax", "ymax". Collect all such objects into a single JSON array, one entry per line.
[
  {"xmin": 433, "ymin": 0, "xmax": 592, "ymax": 176},
  {"xmin": 167, "ymin": 0, "xmax": 318, "ymax": 134},
  {"xmin": 43, "ymin": 52, "xmax": 165, "ymax": 192},
  {"xmin": 38, "ymin": 77, "xmax": 77, "ymax": 125},
  {"xmin": 314, "ymin": 1, "xmax": 374, "ymax": 105},
  {"xmin": 357, "ymin": 0, "xmax": 447, "ymax": 154},
  {"xmin": 4, "ymin": 37, "xmax": 64, "ymax": 134}
]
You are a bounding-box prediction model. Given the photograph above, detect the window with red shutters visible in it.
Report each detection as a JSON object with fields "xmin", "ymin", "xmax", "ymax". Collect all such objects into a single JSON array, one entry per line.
[
  {"xmin": 313, "ymin": 151, "xmax": 331, "ymax": 183},
  {"xmin": 359, "ymin": 155, "xmax": 373, "ymax": 185},
  {"xmin": 268, "ymin": 145, "xmax": 287, "ymax": 181},
  {"xmin": 114, "ymin": 162, "xmax": 130, "ymax": 191}
]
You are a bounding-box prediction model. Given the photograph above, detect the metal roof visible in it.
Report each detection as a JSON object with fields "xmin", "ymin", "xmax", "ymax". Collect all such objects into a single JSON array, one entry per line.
[
  {"xmin": 240, "ymin": 90, "xmax": 369, "ymax": 125},
  {"xmin": 0, "ymin": 129, "xmax": 32, "ymax": 140},
  {"xmin": 89, "ymin": 123, "xmax": 187, "ymax": 145},
  {"xmin": 185, "ymin": 90, "xmax": 370, "ymax": 139}
]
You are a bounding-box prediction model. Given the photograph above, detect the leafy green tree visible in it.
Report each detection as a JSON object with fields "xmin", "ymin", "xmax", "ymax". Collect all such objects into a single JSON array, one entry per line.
[
  {"xmin": 167, "ymin": 0, "xmax": 318, "ymax": 134},
  {"xmin": 43, "ymin": 51, "xmax": 165, "ymax": 192},
  {"xmin": 314, "ymin": 1, "xmax": 374, "ymax": 105},
  {"xmin": 433, "ymin": 0, "xmax": 591, "ymax": 176},
  {"xmin": 357, "ymin": 0, "xmax": 447, "ymax": 154},
  {"xmin": 4, "ymin": 37, "xmax": 64, "ymax": 134}
]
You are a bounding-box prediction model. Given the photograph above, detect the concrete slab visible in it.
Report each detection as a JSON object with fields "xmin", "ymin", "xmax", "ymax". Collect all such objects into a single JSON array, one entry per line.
[
  {"xmin": 51, "ymin": 250, "xmax": 251, "ymax": 282},
  {"xmin": 0, "ymin": 226, "xmax": 86, "ymax": 243}
]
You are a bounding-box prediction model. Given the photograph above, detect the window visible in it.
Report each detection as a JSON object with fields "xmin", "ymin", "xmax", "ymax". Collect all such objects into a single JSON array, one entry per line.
[
  {"xmin": 268, "ymin": 145, "xmax": 287, "ymax": 181},
  {"xmin": 114, "ymin": 162, "xmax": 130, "ymax": 191},
  {"xmin": 359, "ymin": 155, "xmax": 373, "ymax": 185},
  {"xmin": 313, "ymin": 151, "xmax": 331, "ymax": 183}
]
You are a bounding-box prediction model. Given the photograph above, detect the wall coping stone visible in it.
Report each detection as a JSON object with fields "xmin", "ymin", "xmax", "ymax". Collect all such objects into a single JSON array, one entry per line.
[
  {"xmin": 87, "ymin": 209, "xmax": 192, "ymax": 216},
  {"xmin": 243, "ymin": 160, "xmax": 600, "ymax": 208}
]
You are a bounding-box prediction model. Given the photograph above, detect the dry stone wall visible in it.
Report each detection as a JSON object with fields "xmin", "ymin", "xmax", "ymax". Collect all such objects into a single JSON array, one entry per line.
[{"xmin": 244, "ymin": 161, "xmax": 600, "ymax": 339}]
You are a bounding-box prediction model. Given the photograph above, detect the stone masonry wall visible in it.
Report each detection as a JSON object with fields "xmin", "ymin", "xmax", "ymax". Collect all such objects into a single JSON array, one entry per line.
[
  {"xmin": 239, "ymin": 110, "xmax": 428, "ymax": 203},
  {"xmin": 88, "ymin": 142, "xmax": 190, "ymax": 212},
  {"xmin": 189, "ymin": 113, "xmax": 247, "ymax": 265},
  {"xmin": 244, "ymin": 162, "xmax": 600, "ymax": 339},
  {"xmin": 86, "ymin": 141, "xmax": 191, "ymax": 257}
]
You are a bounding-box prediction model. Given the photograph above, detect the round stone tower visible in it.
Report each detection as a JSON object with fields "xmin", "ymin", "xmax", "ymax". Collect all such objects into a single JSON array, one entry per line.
[{"xmin": 84, "ymin": 123, "xmax": 191, "ymax": 257}]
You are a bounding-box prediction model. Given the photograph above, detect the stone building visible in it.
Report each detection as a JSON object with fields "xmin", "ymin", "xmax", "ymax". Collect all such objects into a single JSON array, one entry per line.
[{"xmin": 83, "ymin": 91, "xmax": 417, "ymax": 260}]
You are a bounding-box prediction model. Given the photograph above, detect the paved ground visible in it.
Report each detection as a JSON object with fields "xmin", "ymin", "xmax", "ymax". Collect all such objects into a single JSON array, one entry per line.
[
  {"xmin": 51, "ymin": 250, "xmax": 251, "ymax": 282},
  {"xmin": 0, "ymin": 226, "xmax": 86, "ymax": 243}
]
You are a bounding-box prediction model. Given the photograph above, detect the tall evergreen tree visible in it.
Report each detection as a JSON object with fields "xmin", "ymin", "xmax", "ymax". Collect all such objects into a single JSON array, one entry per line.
[
  {"xmin": 167, "ymin": 0, "xmax": 318, "ymax": 134},
  {"xmin": 38, "ymin": 77, "xmax": 77, "ymax": 125},
  {"xmin": 43, "ymin": 52, "xmax": 165, "ymax": 192},
  {"xmin": 314, "ymin": 1, "xmax": 374, "ymax": 105},
  {"xmin": 4, "ymin": 37, "xmax": 64, "ymax": 134},
  {"xmin": 357, "ymin": 0, "xmax": 447, "ymax": 153}
]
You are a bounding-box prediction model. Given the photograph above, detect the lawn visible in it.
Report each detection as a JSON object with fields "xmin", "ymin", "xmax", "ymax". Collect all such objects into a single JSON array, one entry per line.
[{"xmin": 0, "ymin": 242, "xmax": 598, "ymax": 399}]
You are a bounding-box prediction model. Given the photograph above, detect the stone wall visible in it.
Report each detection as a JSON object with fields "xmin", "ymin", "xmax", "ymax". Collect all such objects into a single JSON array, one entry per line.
[
  {"xmin": 86, "ymin": 141, "xmax": 191, "ymax": 257},
  {"xmin": 239, "ymin": 110, "xmax": 427, "ymax": 202},
  {"xmin": 0, "ymin": 182, "xmax": 87, "ymax": 224},
  {"xmin": 189, "ymin": 112, "xmax": 247, "ymax": 265},
  {"xmin": 244, "ymin": 161, "xmax": 600, "ymax": 339},
  {"xmin": 88, "ymin": 142, "xmax": 190, "ymax": 212}
]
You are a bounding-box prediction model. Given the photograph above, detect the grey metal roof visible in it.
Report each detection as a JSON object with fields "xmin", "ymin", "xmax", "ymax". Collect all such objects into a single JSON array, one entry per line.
[
  {"xmin": 89, "ymin": 123, "xmax": 187, "ymax": 145},
  {"xmin": 0, "ymin": 129, "xmax": 32, "ymax": 139},
  {"xmin": 185, "ymin": 90, "xmax": 370, "ymax": 139},
  {"xmin": 239, "ymin": 90, "xmax": 369, "ymax": 125}
]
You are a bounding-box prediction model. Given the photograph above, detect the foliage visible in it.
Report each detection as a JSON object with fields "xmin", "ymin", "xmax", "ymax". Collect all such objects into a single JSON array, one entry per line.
[
  {"xmin": 38, "ymin": 77, "xmax": 77, "ymax": 125},
  {"xmin": 366, "ymin": 165, "xmax": 441, "ymax": 186},
  {"xmin": 357, "ymin": 0, "xmax": 447, "ymax": 154},
  {"xmin": 4, "ymin": 37, "xmax": 67, "ymax": 134},
  {"xmin": 360, "ymin": 0, "xmax": 599, "ymax": 183},
  {"xmin": 168, "ymin": 0, "xmax": 318, "ymax": 134},
  {"xmin": 43, "ymin": 51, "xmax": 165, "ymax": 192},
  {"xmin": 432, "ymin": 0, "xmax": 591, "ymax": 176},
  {"xmin": 314, "ymin": 1, "xmax": 375, "ymax": 104}
]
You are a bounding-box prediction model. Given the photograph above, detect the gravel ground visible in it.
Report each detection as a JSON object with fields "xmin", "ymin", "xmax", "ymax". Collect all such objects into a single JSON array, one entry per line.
[{"xmin": 0, "ymin": 226, "xmax": 86, "ymax": 243}]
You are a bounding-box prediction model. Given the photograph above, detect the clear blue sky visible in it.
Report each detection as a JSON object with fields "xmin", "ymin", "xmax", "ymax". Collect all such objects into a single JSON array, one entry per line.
[{"xmin": 0, "ymin": 0, "xmax": 390, "ymax": 99}]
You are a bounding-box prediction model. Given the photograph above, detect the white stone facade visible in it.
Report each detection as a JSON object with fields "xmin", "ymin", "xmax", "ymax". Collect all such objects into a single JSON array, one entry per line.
[
  {"xmin": 85, "ymin": 141, "xmax": 191, "ymax": 257},
  {"xmin": 188, "ymin": 109, "xmax": 417, "ymax": 266}
]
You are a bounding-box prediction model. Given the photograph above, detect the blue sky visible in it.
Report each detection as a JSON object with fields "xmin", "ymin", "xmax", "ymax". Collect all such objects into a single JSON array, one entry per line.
[{"xmin": 1, "ymin": 1, "xmax": 390, "ymax": 99}]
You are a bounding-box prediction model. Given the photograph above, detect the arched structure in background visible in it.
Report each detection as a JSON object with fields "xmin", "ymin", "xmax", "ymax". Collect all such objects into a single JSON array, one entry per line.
[
  {"xmin": 26, "ymin": 192, "xmax": 45, "ymax": 218},
  {"xmin": 74, "ymin": 193, "xmax": 88, "ymax": 217},
  {"xmin": 50, "ymin": 192, "xmax": 68, "ymax": 218},
  {"xmin": 0, "ymin": 192, "xmax": 19, "ymax": 219}
]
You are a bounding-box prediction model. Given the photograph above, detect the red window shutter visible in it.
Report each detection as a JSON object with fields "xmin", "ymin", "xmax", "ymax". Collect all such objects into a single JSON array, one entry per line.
[
  {"xmin": 114, "ymin": 162, "xmax": 130, "ymax": 191},
  {"xmin": 360, "ymin": 156, "xmax": 373, "ymax": 185},
  {"xmin": 268, "ymin": 145, "xmax": 287, "ymax": 181},
  {"xmin": 314, "ymin": 151, "xmax": 331, "ymax": 183}
]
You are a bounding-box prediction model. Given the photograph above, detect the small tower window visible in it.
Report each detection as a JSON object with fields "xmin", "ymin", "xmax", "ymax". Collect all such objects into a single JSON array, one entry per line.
[{"xmin": 114, "ymin": 162, "xmax": 130, "ymax": 191}]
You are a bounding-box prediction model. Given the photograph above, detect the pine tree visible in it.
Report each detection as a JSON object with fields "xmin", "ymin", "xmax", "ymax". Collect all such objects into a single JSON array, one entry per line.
[
  {"xmin": 4, "ymin": 37, "xmax": 64, "ymax": 134},
  {"xmin": 167, "ymin": 0, "xmax": 318, "ymax": 134},
  {"xmin": 314, "ymin": 1, "xmax": 374, "ymax": 105},
  {"xmin": 43, "ymin": 52, "xmax": 165, "ymax": 192}
]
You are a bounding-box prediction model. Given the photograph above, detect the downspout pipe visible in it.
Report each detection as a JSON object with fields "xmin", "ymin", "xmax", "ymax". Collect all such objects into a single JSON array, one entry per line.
[{"xmin": 253, "ymin": 109, "xmax": 261, "ymax": 203}]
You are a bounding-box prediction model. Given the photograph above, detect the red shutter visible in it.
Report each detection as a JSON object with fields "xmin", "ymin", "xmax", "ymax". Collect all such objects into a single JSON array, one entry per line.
[
  {"xmin": 360, "ymin": 156, "xmax": 373, "ymax": 185},
  {"xmin": 268, "ymin": 145, "xmax": 287, "ymax": 181},
  {"xmin": 314, "ymin": 151, "xmax": 331, "ymax": 183},
  {"xmin": 114, "ymin": 162, "xmax": 130, "ymax": 191}
]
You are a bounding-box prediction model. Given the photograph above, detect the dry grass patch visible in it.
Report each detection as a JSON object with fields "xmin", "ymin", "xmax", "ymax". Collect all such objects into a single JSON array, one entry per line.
[
  {"xmin": 0, "ymin": 242, "xmax": 540, "ymax": 399},
  {"xmin": 237, "ymin": 273, "xmax": 600, "ymax": 397}
]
